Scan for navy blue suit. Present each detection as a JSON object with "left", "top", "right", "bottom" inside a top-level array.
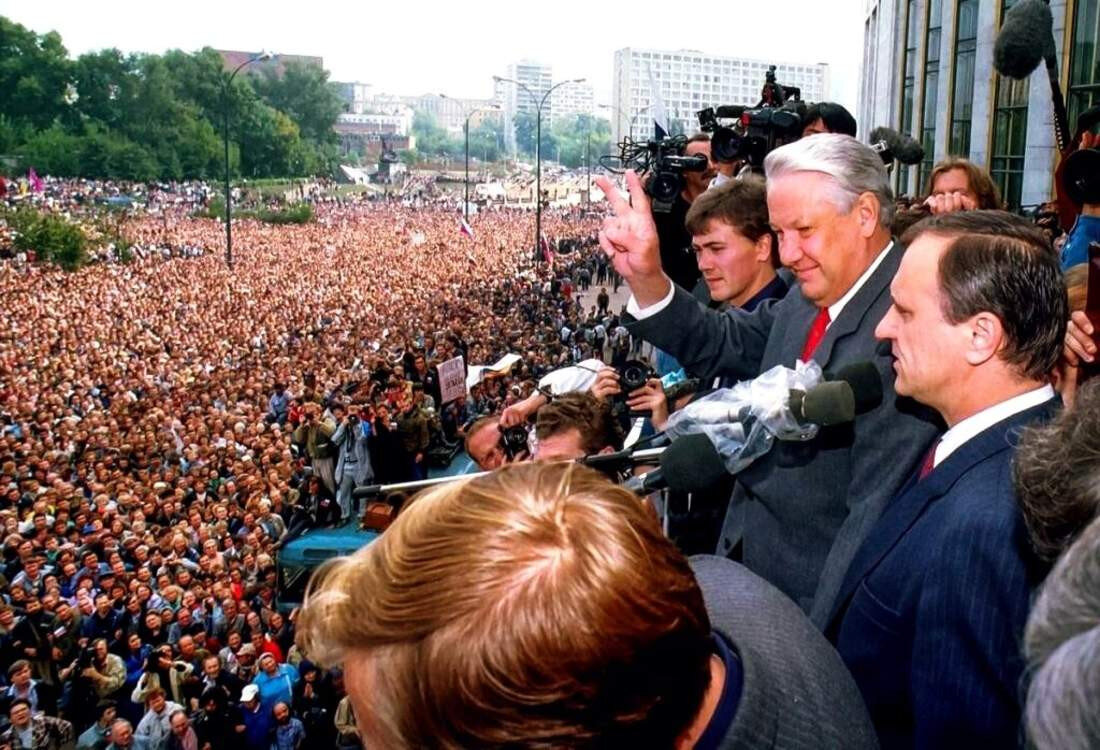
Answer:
[{"left": 824, "top": 399, "right": 1057, "bottom": 749}]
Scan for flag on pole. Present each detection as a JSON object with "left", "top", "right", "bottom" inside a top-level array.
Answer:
[
  {"left": 27, "top": 168, "right": 44, "bottom": 193},
  {"left": 645, "top": 63, "right": 671, "bottom": 139},
  {"left": 540, "top": 235, "right": 555, "bottom": 264},
  {"left": 459, "top": 219, "right": 474, "bottom": 239}
]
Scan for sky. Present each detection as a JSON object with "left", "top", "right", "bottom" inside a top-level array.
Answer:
[{"left": 1, "top": 0, "right": 867, "bottom": 112}]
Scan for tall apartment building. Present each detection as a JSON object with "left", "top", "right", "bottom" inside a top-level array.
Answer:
[
  {"left": 611, "top": 48, "right": 830, "bottom": 146},
  {"left": 495, "top": 60, "right": 553, "bottom": 153},
  {"left": 552, "top": 80, "right": 597, "bottom": 121},
  {"left": 860, "top": 0, "right": 1097, "bottom": 209}
]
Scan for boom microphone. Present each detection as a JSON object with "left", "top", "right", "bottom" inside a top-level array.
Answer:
[
  {"left": 870, "top": 126, "right": 925, "bottom": 166},
  {"left": 993, "top": 0, "right": 1055, "bottom": 80},
  {"left": 624, "top": 433, "right": 728, "bottom": 495}
]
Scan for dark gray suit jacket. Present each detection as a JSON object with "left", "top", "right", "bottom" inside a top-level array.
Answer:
[
  {"left": 630, "top": 244, "right": 941, "bottom": 625},
  {"left": 691, "top": 555, "right": 878, "bottom": 749}
]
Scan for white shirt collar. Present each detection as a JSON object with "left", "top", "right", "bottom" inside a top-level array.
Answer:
[
  {"left": 826, "top": 241, "right": 894, "bottom": 323},
  {"left": 933, "top": 385, "right": 1056, "bottom": 467}
]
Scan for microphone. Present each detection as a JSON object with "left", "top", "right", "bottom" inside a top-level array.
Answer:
[
  {"left": 993, "top": 0, "right": 1054, "bottom": 79},
  {"left": 869, "top": 126, "right": 925, "bottom": 166},
  {"left": 789, "top": 361, "right": 884, "bottom": 427},
  {"left": 624, "top": 434, "right": 728, "bottom": 495}
]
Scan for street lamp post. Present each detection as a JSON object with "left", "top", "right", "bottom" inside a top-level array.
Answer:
[
  {"left": 221, "top": 51, "right": 272, "bottom": 268},
  {"left": 442, "top": 96, "right": 501, "bottom": 223},
  {"left": 494, "top": 75, "right": 585, "bottom": 262}
]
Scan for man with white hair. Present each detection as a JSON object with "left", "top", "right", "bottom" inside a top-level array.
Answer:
[{"left": 596, "top": 134, "right": 940, "bottom": 625}]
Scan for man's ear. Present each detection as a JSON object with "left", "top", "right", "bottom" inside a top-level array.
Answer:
[
  {"left": 964, "top": 312, "right": 1005, "bottom": 367},
  {"left": 855, "top": 191, "right": 880, "bottom": 238},
  {"left": 755, "top": 233, "right": 773, "bottom": 263}
]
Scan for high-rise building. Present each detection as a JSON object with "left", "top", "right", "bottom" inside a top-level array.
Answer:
[
  {"left": 611, "top": 48, "right": 830, "bottom": 146},
  {"left": 495, "top": 60, "right": 553, "bottom": 153},
  {"left": 552, "top": 80, "right": 597, "bottom": 122},
  {"left": 859, "top": 0, "right": 1096, "bottom": 210}
]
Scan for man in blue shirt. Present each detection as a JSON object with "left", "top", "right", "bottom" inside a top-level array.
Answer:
[{"left": 1060, "top": 106, "right": 1100, "bottom": 269}]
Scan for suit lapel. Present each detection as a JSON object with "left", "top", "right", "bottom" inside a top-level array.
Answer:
[
  {"left": 825, "top": 399, "right": 1058, "bottom": 633},
  {"left": 781, "top": 292, "right": 819, "bottom": 362},
  {"left": 812, "top": 242, "right": 904, "bottom": 368}
]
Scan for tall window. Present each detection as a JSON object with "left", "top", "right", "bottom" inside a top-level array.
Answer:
[
  {"left": 949, "top": 0, "right": 979, "bottom": 156},
  {"left": 898, "top": 0, "right": 919, "bottom": 194},
  {"left": 917, "top": 0, "right": 944, "bottom": 192},
  {"left": 1069, "top": 0, "right": 1100, "bottom": 128},
  {"left": 990, "top": 0, "right": 1029, "bottom": 209}
]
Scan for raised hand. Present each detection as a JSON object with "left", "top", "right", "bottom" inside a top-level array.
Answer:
[
  {"left": 923, "top": 191, "right": 977, "bottom": 215},
  {"left": 595, "top": 171, "right": 671, "bottom": 306}
]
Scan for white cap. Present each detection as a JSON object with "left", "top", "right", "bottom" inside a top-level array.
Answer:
[{"left": 240, "top": 684, "right": 259, "bottom": 703}]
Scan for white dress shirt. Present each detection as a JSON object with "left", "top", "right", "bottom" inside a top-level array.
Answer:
[{"left": 931, "top": 384, "right": 1056, "bottom": 468}]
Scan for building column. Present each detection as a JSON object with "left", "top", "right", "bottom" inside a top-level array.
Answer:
[{"left": 934, "top": 0, "right": 958, "bottom": 159}]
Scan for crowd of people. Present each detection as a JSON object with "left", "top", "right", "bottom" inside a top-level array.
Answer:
[{"left": 0, "top": 187, "right": 628, "bottom": 748}]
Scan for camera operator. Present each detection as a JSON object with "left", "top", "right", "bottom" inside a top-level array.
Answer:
[
  {"left": 801, "top": 102, "right": 858, "bottom": 138},
  {"left": 61, "top": 638, "right": 126, "bottom": 731},
  {"left": 653, "top": 134, "right": 717, "bottom": 293},
  {"left": 331, "top": 403, "right": 375, "bottom": 522}
]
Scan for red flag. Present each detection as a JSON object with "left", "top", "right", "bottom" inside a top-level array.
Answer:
[
  {"left": 540, "top": 235, "right": 555, "bottom": 264},
  {"left": 459, "top": 219, "right": 474, "bottom": 239}
]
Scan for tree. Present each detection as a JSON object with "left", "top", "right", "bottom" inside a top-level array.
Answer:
[
  {"left": 0, "top": 17, "right": 73, "bottom": 130},
  {"left": 513, "top": 111, "right": 556, "bottom": 160},
  {"left": 467, "top": 117, "right": 505, "bottom": 163},
  {"left": 252, "top": 61, "right": 342, "bottom": 144},
  {"left": 548, "top": 115, "right": 612, "bottom": 168},
  {"left": 411, "top": 111, "right": 460, "bottom": 158}
]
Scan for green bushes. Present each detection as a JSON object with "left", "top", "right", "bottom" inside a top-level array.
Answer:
[
  {"left": 193, "top": 200, "right": 313, "bottom": 225},
  {"left": 4, "top": 208, "right": 89, "bottom": 270}
]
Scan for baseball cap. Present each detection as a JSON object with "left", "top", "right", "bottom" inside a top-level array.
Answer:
[{"left": 240, "top": 684, "right": 259, "bottom": 703}]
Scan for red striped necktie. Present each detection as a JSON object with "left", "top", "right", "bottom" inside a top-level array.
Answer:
[
  {"left": 800, "top": 308, "right": 831, "bottom": 361},
  {"left": 919, "top": 440, "right": 941, "bottom": 480}
]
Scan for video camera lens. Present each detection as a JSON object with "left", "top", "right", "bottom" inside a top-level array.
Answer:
[
  {"left": 711, "top": 128, "right": 744, "bottom": 163},
  {"left": 646, "top": 171, "right": 684, "bottom": 204}
]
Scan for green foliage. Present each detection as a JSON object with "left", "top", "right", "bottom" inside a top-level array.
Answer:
[
  {"left": 4, "top": 206, "right": 89, "bottom": 270},
  {"left": 549, "top": 115, "right": 612, "bottom": 169},
  {"left": 193, "top": 199, "right": 313, "bottom": 225},
  {"left": 0, "top": 16, "right": 343, "bottom": 180},
  {"left": 411, "top": 111, "right": 461, "bottom": 158}
]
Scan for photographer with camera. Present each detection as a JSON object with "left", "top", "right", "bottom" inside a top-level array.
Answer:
[
  {"left": 291, "top": 404, "right": 337, "bottom": 495},
  {"left": 532, "top": 392, "right": 625, "bottom": 463},
  {"left": 330, "top": 403, "right": 374, "bottom": 522}
]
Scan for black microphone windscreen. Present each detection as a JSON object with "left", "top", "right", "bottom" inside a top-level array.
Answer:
[
  {"left": 870, "top": 126, "right": 903, "bottom": 151},
  {"left": 660, "top": 434, "right": 728, "bottom": 492},
  {"left": 895, "top": 136, "right": 925, "bottom": 166},
  {"left": 799, "top": 381, "right": 857, "bottom": 426},
  {"left": 993, "top": 0, "right": 1054, "bottom": 79}
]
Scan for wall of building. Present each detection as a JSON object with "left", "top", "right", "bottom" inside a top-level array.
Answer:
[{"left": 858, "top": 0, "right": 1077, "bottom": 208}]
